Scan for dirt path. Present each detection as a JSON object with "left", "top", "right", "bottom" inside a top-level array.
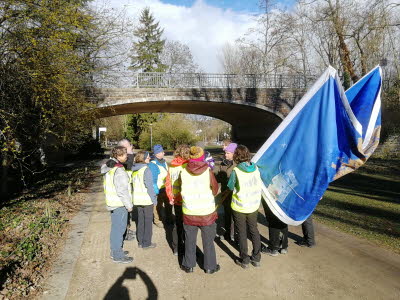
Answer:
[{"left": 40, "top": 174, "right": 400, "bottom": 300}]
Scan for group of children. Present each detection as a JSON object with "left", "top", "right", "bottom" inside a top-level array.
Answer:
[{"left": 102, "top": 139, "right": 315, "bottom": 272}]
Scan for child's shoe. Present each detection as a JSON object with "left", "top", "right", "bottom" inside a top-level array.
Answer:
[
  {"left": 113, "top": 256, "right": 133, "bottom": 264},
  {"left": 261, "top": 247, "right": 279, "bottom": 257},
  {"left": 142, "top": 243, "right": 157, "bottom": 249},
  {"left": 280, "top": 248, "right": 288, "bottom": 254},
  {"left": 110, "top": 250, "right": 129, "bottom": 259},
  {"left": 235, "top": 259, "right": 249, "bottom": 269},
  {"left": 124, "top": 229, "right": 136, "bottom": 241},
  {"left": 296, "top": 240, "right": 315, "bottom": 248},
  {"left": 250, "top": 259, "right": 261, "bottom": 267}
]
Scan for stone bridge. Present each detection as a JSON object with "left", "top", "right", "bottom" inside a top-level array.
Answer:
[{"left": 90, "top": 73, "right": 313, "bottom": 150}]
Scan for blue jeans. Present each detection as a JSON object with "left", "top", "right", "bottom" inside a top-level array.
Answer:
[{"left": 110, "top": 207, "right": 128, "bottom": 259}]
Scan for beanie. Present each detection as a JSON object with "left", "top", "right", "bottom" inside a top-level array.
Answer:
[
  {"left": 153, "top": 144, "right": 164, "bottom": 155},
  {"left": 224, "top": 143, "right": 238, "bottom": 153},
  {"left": 190, "top": 146, "right": 204, "bottom": 161}
]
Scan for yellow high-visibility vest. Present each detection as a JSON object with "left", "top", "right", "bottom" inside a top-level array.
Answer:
[
  {"left": 231, "top": 167, "right": 262, "bottom": 213},
  {"left": 132, "top": 166, "right": 153, "bottom": 206},
  {"left": 103, "top": 167, "right": 132, "bottom": 207},
  {"left": 151, "top": 161, "right": 168, "bottom": 189},
  {"left": 169, "top": 163, "right": 187, "bottom": 197},
  {"left": 180, "top": 168, "right": 215, "bottom": 216}
]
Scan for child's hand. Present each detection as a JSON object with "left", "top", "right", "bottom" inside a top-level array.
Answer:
[{"left": 127, "top": 207, "right": 133, "bottom": 212}]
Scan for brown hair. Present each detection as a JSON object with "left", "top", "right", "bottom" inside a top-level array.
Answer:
[
  {"left": 174, "top": 144, "right": 190, "bottom": 160},
  {"left": 111, "top": 146, "right": 127, "bottom": 159},
  {"left": 223, "top": 139, "right": 232, "bottom": 147},
  {"left": 233, "top": 145, "right": 251, "bottom": 164},
  {"left": 134, "top": 151, "right": 149, "bottom": 163}
]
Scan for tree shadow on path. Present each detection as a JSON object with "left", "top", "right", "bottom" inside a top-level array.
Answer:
[{"left": 104, "top": 267, "right": 158, "bottom": 300}]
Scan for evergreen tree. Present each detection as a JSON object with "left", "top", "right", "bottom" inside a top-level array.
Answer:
[
  {"left": 126, "top": 113, "right": 162, "bottom": 147},
  {"left": 130, "top": 7, "right": 167, "bottom": 72}
]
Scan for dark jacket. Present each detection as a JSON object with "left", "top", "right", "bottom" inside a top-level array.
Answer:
[
  {"left": 214, "top": 158, "right": 236, "bottom": 192},
  {"left": 182, "top": 160, "right": 219, "bottom": 226},
  {"left": 124, "top": 153, "right": 135, "bottom": 170}
]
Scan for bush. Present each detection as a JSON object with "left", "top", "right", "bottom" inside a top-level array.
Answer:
[{"left": 139, "top": 114, "right": 199, "bottom": 150}]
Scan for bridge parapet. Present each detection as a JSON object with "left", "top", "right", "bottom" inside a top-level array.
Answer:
[{"left": 91, "top": 72, "right": 316, "bottom": 89}]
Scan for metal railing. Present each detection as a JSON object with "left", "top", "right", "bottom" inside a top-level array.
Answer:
[{"left": 92, "top": 72, "right": 316, "bottom": 89}]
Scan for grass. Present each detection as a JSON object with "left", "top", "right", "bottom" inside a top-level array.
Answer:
[
  {"left": 314, "top": 157, "right": 400, "bottom": 253},
  {"left": 0, "top": 160, "right": 99, "bottom": 299}
]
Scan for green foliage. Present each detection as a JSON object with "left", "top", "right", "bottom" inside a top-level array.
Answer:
[
  {"left": 342, "top": 71, "right": 351, "bottom": 90},
  {"left": 138, "top": 114, "right": 199, "bottom": 150},
  {"left": 126, "top": 113, "right": 162, "bottom": 147},
  {"left": 129, "top": 7, "right": 167, "bottom": 72},
  {"left": 0, "top": 163, "right": 98, "bottom": 297},
  {"left": 0, "top": 0, "right": 109, "bottom": 191}
]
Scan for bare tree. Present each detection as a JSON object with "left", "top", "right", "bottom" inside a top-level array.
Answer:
[{"left": 161, "top": 40, "right": 199, "bottom": 73}]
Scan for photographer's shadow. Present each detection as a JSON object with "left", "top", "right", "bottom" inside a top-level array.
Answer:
[{"left": 104, "top": 267, "right": 158, "bottom": 300}]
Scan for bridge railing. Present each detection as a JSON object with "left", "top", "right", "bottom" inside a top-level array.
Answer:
[{"left": 92, "top": 72, "right": 316, "bottom": 89}]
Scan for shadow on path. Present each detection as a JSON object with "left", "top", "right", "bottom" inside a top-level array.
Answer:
[{"left": 104, "top": 267, "right": 158, "bottom": 300}]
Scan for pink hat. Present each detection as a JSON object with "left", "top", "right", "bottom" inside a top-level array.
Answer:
[{"left": 224, "top": 143, "right": 238, "bottom": 153}]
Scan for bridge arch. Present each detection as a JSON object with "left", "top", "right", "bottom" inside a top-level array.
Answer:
[{"left": 92, "top": 86, "right": 305, "bottom": 150}]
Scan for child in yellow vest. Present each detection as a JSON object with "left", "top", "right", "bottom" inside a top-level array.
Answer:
[
  {"left": 165, "top": 144, "right": 190, "bottom": 256},
  {"left": 131, "top": 151, "right": 158, "bottom": 249},
  {"left": 227, "top": 145, "right": 263, "bottom": 268},
  {"left": 180, "top": 146, "right": 220, "bottom": 274},
  {"left": 101, "top": 146, "right": 133, "bottom": 263}
]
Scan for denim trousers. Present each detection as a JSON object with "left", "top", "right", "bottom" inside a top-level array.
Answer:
[{"left": 110, "top": 206, "right": 128, "bottom": 259}]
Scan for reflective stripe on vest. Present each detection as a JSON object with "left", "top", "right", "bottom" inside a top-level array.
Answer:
[
  {"left": 231, "top": 167, "right": 262, "bottom": 213},
  {"left": 169, "top": 164, "right": 186, "bottom": 196},
  {"left": 132, "top": 166, "right": 153, "bottom": 206},
  {"left": 103, "top": 167, "right": 132, "bottom": 207},
  {"left": 180, "top": 168, "right": 215, "bottom": 216},
  {"left": 151, "top": 161, "right": 168, "bottom": 189}
]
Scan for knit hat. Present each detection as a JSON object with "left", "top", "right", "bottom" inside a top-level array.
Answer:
[
  {"left": 224, "top": 143, "right": 238, "bottom": 153},
  {"left": 190, "top": 146, "right": 204, "bottom": 161},
  {"left": 153, "top": 144, "right": 164, "bottom": 155}
]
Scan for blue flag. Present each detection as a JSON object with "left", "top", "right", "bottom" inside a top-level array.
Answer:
[{"left": 252, "top": 66, "right": 382, "bottom": 225}]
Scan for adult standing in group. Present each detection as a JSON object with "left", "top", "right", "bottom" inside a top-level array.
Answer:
[
  {"left": 148, "top": 144, "right": 172, "bottom": 228},
  {"left": 180, "top": 146, "right": 220, "bottom": 274},
  {"left": 106, "top": 138, "right": 136, "bottom": 241},
  {"left": 118, "top": 139, "right": 135, "bottom": 170},
  {"left": 214, "top": 143, "right": 238, "bottom": 242}
]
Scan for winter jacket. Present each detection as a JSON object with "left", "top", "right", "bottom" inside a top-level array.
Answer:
[
  {"left": 101, "top": 158, "right": 133, "bottom": 211},
  {"left": 181, "top": 160, "right": 219, "bottom": 226},
  {"left": 148, "top": 157, "right": 168, "bottom": 194},
  {"left": 214, "top": 158, "right": 236, "bottom": 192},
  {"left": 227, "top": 161, "right": 258, "bottom": 192},
  {"left": 165, "top": 157, "right": 188, "bottom": 205},
  {"left": 131, "top": 163, "right": 157, "bottom": 205}
]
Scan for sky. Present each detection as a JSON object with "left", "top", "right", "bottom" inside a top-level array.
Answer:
[{"left": 95, "top": 0, "right": 296, "bottom": 72}]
